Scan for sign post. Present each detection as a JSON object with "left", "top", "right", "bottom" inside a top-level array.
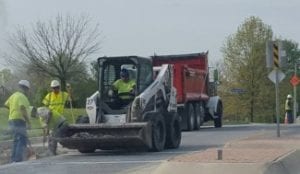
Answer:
[
  {"left": 290, "top": 73, "right": 300, "bottom": 122},
  {"left": 266, "top": 40, "right": 286, "bottom": 138},
  {"left": 274, "top": 42, "right": 280, "bottom": 137},
  {"left": 275, "top": 69, "right": 280, "bottom": 137}
]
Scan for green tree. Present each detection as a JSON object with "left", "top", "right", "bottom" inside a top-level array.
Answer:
[
  {"left": 221, "top": 16, "right": 273, "bottom": 122},
  {"left": 279, "top": 39, "right": 300, "bottom": 116},
  {"left": 6, "top": 14, "right": 101, "bottom": 90},
  {"left": 0, "top": 68, "right": 13, "bottom": 105}
]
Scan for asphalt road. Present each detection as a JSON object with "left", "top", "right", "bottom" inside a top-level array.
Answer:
[{"left": 0, "top": 124, "right": 283, "bottom": 174}]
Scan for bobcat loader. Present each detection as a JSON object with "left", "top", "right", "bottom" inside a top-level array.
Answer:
[{"left": 56, "top": 56, "right": 181, "bottom": 153}]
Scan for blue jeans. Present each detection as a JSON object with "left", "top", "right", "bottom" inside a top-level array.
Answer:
[
  {"left": 49, "top": 121, "right": 69, "bottom": 155},
  {"left": 286, "top": 110, "right": 294, "bottom": 124},
  {"left": 8, "top": 119, "right": 27, "bottom": 162}
]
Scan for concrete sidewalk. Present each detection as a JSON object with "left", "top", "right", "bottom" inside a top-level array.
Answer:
[{"left": 153, "top": 129, "right": 300, "bottom": 174}]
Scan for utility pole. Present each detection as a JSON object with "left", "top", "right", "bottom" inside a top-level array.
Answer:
[{"left": 294, "top": 63, "right": 297, "bottom": 122}]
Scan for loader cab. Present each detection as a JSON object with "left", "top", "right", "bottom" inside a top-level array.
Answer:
[{"left": 97, "top": 56, "right": 153, "bottom": 112}]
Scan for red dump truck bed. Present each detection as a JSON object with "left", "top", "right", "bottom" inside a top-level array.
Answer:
[{"left": 152, "top": 52, "right": 210, "bottom": 104}]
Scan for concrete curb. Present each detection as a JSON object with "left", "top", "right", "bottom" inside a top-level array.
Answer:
[{"left": 266, "top": 150, "right": 300, "bottom": 174}]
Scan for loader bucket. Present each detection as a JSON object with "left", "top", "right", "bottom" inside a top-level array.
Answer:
[{"left": 56, "top": 122, "right": 152, "bottom": 151}]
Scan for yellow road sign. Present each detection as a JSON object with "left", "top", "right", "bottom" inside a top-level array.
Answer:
[{"left": 273, "top": 43, "right": 279, "bottom": 68}]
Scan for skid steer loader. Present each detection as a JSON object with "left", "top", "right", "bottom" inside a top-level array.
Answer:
[{"left": 56, "top": 56, "right": 181, "bottom": 153}]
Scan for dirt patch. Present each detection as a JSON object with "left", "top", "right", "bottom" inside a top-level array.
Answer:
[
  {"left": 0, "top": 148, "right": 10, "bottom": 165},
  {"left": 0, "top": 145, "right": 68, "bottom": 165}
]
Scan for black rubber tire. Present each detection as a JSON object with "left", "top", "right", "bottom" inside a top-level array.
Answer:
[
  {"left": 150, "top": 114, "right": 166, "bottom": 152},
  {"left": 78, "top": 148, "right": 96, "bottom": 153},
  {"left": 186, "top": 103, "right": 195, "bottom": 131},
  {"left": 194, "top": 103, "right": 201, "bottom": 130},
  {"left": 199, "top": 102, "right": 205, "bottom": 126},
  {"left": 214, "top": 102, "right": 223, "bottom": 128},
  {"left": 76, "top": 115, "right": 89, "bottom": 124},
  {"left": 165, "top": 113, "right": 181, "bottom": 149}
]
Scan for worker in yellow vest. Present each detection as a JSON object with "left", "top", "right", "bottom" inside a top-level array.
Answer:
[
  {"left": 110, "top": 68, "right": 136, "bottom": 107},
  {"left": 4, "top": 80, "right": 31, "bottom": 162},
  {"left": 37, "top": 107, "right": 69, "bottom": 156},
  {"left": 285, "top": 94, "right": 293, "bottom": 124},
  {"left": 42, "top": 80, "right": 69, "bottom": 115}
]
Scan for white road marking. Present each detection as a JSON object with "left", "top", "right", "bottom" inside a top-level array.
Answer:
[{"left": 27, "top": 160, "right": 165, "bottom": 165}]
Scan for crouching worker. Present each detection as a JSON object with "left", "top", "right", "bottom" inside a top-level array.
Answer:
[{"left": 37, "top": 107, "right": 69, "bottom": 156}]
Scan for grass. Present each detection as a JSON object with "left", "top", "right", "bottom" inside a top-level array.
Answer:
[{"left": 0, "top": 107, "right": 86, "bottom": 141}]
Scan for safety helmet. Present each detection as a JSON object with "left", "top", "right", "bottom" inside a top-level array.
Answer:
[
  {"left": 37, "top": 107, "right": 50, "bottom": 119},
  {"left": 50, "top": 80, "right": 60, "bottom": 88},
  {"left": 18, "top": 80, "right": 30, "bottom": 89},
  {"left": 287, "top": 94, "right": 292, "bottom": 99},
  {"left": 120, "top": 69, "right": 129, "bottom": 78}
]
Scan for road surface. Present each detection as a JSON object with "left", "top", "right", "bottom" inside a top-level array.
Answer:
[{"left": 0, "top": 124, "right": 288, "bottom": 174}]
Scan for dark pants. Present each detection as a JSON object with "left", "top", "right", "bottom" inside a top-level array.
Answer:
[
  {"left": 286, "top": 110, "right": 294, "bottom": 124},
  {"left": 8, "top": 119, "right": 27, "bottom": 162},
  {"left": 48, "top": 121, "right": 68, "bottom": 155}
]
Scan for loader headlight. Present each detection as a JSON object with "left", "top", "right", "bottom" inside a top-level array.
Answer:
[
  {"left": 140, "top": 98, "right": 146, "bottom": 110},
  {"left": 131, "top": 97, "right": 146, "bottom": 121},
  {"left": 131, "top": 97, "right": 141, "bottom": 121}
]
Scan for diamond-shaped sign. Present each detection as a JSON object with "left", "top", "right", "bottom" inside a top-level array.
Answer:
[
  {"left": 290, "top": 75, "right": 300, "bottom": 86},
  {"left": 268, "top": 69, "right": 285, "bottom": 84}
]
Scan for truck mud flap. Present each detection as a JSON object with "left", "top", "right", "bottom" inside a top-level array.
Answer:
[{"left": 55, "top": 122, "right": 152, "bottom": 150}]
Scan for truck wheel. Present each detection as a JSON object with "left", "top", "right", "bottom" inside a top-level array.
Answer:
[
  {"left": 78, "top": 148, "right": 96, "bottom": 153},
  {"left": 214, "top": 102, "right": 223, "bottom": 128},
  {"left": 186, "top": 103, "right": 195, "bottom": 131},
  {"left": 194, "top": 103, "right": 201, "bottom": 130},
  {"left": 199, "top": 102, "right": 205, "bottom": 126},
  {"left": 165, "top": 113, "right": 181, "bottom": 149},
  {"left": 150, "top": 114, "right": 166, "bottom": 152}
]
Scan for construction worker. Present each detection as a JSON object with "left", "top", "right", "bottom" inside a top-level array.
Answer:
[
  {"left": 110, "top": 68, "right": 136, "bottom": 106},
  {"left": 37, "top": 107, "right": 69, "bottom": 156},
  {"left": 285, "top": 94, "right": 293, "bottom": 124},
  {"left": 42, "top": 80, "right": 69, "bottom": 115},
  {"left": 4, "top": 80, "right": 31, "bottom": 162}
]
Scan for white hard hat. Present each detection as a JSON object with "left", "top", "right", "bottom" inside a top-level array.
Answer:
[
  {"left": 18, "top": 80, "right": 30, "bottom": 89},
  {"left": 37, "top": 107, "right": 50, "bottom": 119},
  {"left": 287, "top": 94, "right": 292, "bottom": 99},
  {"left": 50, "top": 80, "right": 60, "bottom": 88}
]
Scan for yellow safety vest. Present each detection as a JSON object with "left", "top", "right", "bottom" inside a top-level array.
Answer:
[
  {"left": 285, "top": 99, "right": 292, "bottom": 111},
  {"left": 113, "top": 79, "right": 135, "bottom": 99},
  {"left": 5, "top": 91, "right": 30, "bottom": 120},
  {"left": 42, "top": 91, "right": 69, "bottom": 115}
]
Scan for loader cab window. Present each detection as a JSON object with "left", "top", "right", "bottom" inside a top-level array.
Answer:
[
  {"left": 101, "top": 60, "right": 137, "bottom": 109},
  {"left": 102, "top": 64, "right": 116, "bottom": 97},
  {"left": 139, "top": 62, "right": 153, "bottom": 93}
]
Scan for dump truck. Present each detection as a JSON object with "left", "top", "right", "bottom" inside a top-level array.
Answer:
[
  {"left": 152, "top": 52, "right": 223, "bottom": 131},
  {"left": 57, "top": 56, "right": 181, "bottom": 153}
]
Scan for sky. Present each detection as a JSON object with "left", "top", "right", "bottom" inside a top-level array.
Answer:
[{"left": 0, "top": 0, "right": 300, "bottom": 69}]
